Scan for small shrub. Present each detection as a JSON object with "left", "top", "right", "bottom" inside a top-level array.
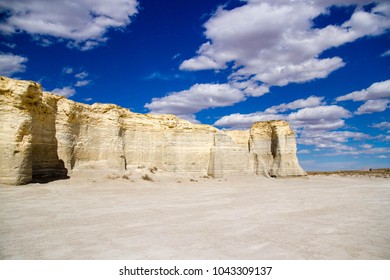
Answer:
[
  {"left": 142, "top": 174, "right": 154, "bottom": 182},
  {"left": 149, "top": 167, "right": 158, "bottom": 173}
]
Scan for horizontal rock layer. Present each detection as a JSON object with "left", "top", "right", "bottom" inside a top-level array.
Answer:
[{"left": 0, "top": 76, "right": 306, "bottom": 185}]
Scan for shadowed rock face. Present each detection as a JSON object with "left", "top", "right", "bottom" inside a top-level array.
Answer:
[
  {"left": 0, "top": 76, "right": 306, "bottom": 185},
  {"left": 0, "top": 77, "right": 68, "bottom": 185}
]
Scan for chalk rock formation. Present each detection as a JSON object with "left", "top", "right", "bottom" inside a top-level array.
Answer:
[{"left": 0, "top": 76, "right": 306, "bottom": 185}]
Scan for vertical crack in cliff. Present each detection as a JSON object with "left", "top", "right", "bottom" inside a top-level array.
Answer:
[
  {"left": 31, "top": 95, "right": 68, "bottom": 183},
  {"left": 269, "top": 125, "right": 279, "bottom": 178},
  {"left": 118, "top": 122, "right": 127, "bottom": 171}
]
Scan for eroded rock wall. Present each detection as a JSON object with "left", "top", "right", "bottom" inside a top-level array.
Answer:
[
  {"left": 0, "top": 77, "right": 306, "bottom": 185},
  {"left": 249, "top": 121, "right": 306, "bottom": 177},
  {"left": 0, "top": 77, "right": 67, "bottom": 184}
]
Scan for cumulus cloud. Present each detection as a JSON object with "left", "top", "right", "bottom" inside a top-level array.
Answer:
[
  {"left": 373, "top": 122, "right": 390, "bottom": 130},
  {"left": 214, "top": 94, "right": 351, "bottom": 131},
  {"left": 180, "top": 0, "right": 390, "bottom": 93},
  {"left": 75, "top": 71, "right": 89, "bottom": 79},
  {"left": 288, "top": 105, "right": 350, "bottom": 131},
  {"left": 214, "top": 95, "right": 326, "bottom": 129},
  {"left": 298, "top": 130, "right": 369, "bottom": 151},
  {"left": 63, "top": 67, "right": 74, "bottom": 74},
  {"left": 147, "top": 1, "right": 390, "bottom": 120},
  {"left": 355, "top": 99, "right": 389, "bottom": 115},
  {"left": 265, "top": 96, "right": 325, "bottom": 114},
  {"left": 214, "top": 95, "right": 372, "bottom": 153},
  {"left": 215, "top": 104, "right": 361, "bottom": 153},
  {"left": 336, "top": 80, "right": 390, "bottom": 115},
  {"left": 0, "top": 53, "right": 28, "bottom": 76},
  {"left": 214, "top": 112, "right": 286, "bottom": 129},
  {"left": 144, "top": 72, "right": 186, "bottom": 81},
  {"left": 323, "top": 147, "right": 390, "bottom": 156},
  {"left": 51, "top": 86, "right": 76, "bottom": 98},
  {"left": 145, "top": 83, "right": 245, "bottom": 121},
  {"left": 381, "top": 49, "right": 390, "bottom": 57},
  {"left": 0, "top": 0, "right": 139, "bottom": 50},
  {"left": 336, "top": 80, "right": 390, "bottom": 102},
  {"left": 75, "top": 80, "right": 91, "bottom": 87},
  {"left": 288, "top": 105, "right": 351, "bottom": 130}
]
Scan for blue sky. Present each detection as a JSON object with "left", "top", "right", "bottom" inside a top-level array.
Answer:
[{"left": 0, "top": 0, "right": 389, "bottom": 171}]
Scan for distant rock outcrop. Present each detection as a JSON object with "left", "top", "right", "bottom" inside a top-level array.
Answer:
[{"left": 0, "top": 76, "right": 306, "bottom": 185}]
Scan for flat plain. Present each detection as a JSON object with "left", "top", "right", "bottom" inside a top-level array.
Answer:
[{"left": 0, "top": 173, "right": 389, "bottom": 259}]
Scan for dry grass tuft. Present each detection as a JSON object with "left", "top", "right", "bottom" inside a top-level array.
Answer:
[
  {"left": 149, "top": 167, "right": 158, "bottom": 173},
  {"left": 141, "top": 174, "right": 154, "bottom": 182}
]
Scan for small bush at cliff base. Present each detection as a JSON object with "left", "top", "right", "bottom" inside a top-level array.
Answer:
[
  {"left": 141, "top": 174, "right": 154, "bottom": 182},
  {"left": 149, "top": 167, "right": 158, "bottom": 173}
]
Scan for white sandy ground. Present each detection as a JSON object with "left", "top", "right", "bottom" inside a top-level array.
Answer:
[{"left": 0, "top": 172, "right": 389, "bottom": 260}]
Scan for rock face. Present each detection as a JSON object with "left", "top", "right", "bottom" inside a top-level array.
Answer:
[{"left": 0, "top": 76, "right": 306, "bottom": 185}]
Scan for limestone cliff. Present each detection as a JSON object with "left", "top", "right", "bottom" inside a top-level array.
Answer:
[{"left": 0, "top": 76, "right": 306, "bottom": 185}]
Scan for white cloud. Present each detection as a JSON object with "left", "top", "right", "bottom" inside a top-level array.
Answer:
[
  {"left": 214, "top": 97, "right": 351, "bottom": 132},
  {"left": 144, "top": 72, "right": 186, "bottom": 81},
  {"left": 381, "top": 49, "right": 390, "bottom": 57},
  {"left": 1, "top": 42, "right": 16, "bottom": 49},
  {"left": 355, "top": 99, "right": 390, "bottom": 115},
  {"left": 0, "top": 0, "right": 139, "bottom": 50},
  {"left": 360, "top": 144, "right": 373, "bottom": 149},
  {"left": 373, "top": 122, "right": 390, "bottom": 130},
  {"left": 324, "top": 147, "right": 390, "bottom": 156},
  {"left": 336, "top": 80, "right": 390, "bottom": 102},
  {"left": 180, "top": 0, "right": 390, "bottom": 92},
  {"left": 51, "top": 86, "right": 76, "bottom": 98},
  {"left": 288, "top": 105, "right": 351, "bottom": 130},
  {"left": 145, "top": 83, "right": 245, "bottom": 117},
  {"left": 63, "top": 67, "right": 73, "bottom": 74},
  {"left": 75, "top": 80, "right": 91, "bottom": 87},
  {"left": 265, "top": 96, "right": 325, "bottom": 114},
  {"left": 214, "top": 95, "right": 326, "bottom": 129},
  {"left": 0, "top": 53, "right": 28, "bottom": 76},
  {"left": 74, "top": 71, "right": 89, "bottom": 79},
  {"left": 298, "top": 130, "right": 370, "bottom": 151},
  {"left": 214, "top": 112, "right": 286, "bottom": 129},
  {"left": 214, "top": 95, "right": 370, "bottom": 153}
]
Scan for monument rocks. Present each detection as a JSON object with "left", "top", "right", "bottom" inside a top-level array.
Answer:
[{"left": 0, "top": 76, "right": 306, "bottom": 185}]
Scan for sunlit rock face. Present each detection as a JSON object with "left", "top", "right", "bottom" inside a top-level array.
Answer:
[{"left": 0, "top": 76, "right": 306, "bottom": 185}]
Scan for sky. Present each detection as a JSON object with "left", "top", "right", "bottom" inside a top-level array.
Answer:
[{"left": 0, "top": 0, "right": 389, "bottom": 171}]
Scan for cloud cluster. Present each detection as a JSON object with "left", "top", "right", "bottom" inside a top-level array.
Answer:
[
  {"left": 214, "top": 79, "right": 390, "bottom": 155},
  {"left": 49, "top": 68, "right": 91, "bottom": 98},
  {"left": 214, "top": 94, "right": 350, "bottom": 131},
  {"left": 373, "top": 122, "right": 390, "bottom": 130},
  {"left": 264, "top": 96, "right": 325, "bottom": 114},
  {"left": 145, "top": 83, "right": 244, "bottom": 122},
  {"left": 336, "top": 80, "right": 390, "bottom": 115},
  {"left": 214, "top": 96, "right": 320, "bottom": 127},
  {"left": 0, "top": 0, "right": 139, "bottom": 50},
  {"left": 0, "top": 53, "right": 27, "bottom": 76},
  {"left": 214, "top": 99, "right": 369, "bottom": 153},
  {"left": 180, "top": 0, "right": 390, "bottom": 95},
  {"left": 148, "top": 1, "right": 390, "bottom": 121}
]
